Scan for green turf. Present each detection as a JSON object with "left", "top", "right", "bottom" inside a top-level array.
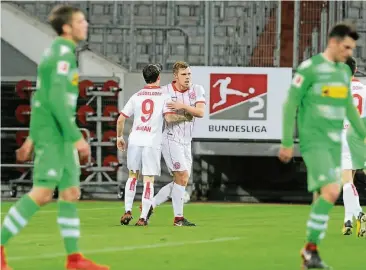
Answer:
[{"left": 1, "top": 201, "right": 365, "bottom": 270}]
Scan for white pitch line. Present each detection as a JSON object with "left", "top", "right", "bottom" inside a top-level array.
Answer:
[{"left": 9, "top": 237, "right": 241, "bottom": 261}]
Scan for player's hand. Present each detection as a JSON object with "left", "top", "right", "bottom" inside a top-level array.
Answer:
[
  {"left": 16, "top": 138, "right": 34, "bottom": 162},
  {"left": 74, "top": 138, "right": 90, "bottom": 163},
  {"left": 167, "top": 101, "right": 186, "bottom": 111},
  {"left": 116, "top": 136, "right": 126, "bottom": 151},
  {"left": 278, "top": 146, "right": 294, "bottom": 163}
]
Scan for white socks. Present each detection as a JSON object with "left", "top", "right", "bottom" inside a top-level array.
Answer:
[
  {"left": 141, "top": 182, "right": 154, "bottom": 219},
  {"left": 124, "top": 177, "right": 137, "bottom": 213},
  {"left": 152, "top": 182, "right": 174, "bottom": 208},
  {"left": 171, "top": 183, "right": 185, "bottom": 218},
  {"left": 343, "top": 183, "right": 363, "bottom": 223}
]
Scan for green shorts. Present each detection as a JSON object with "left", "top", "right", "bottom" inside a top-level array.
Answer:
[
  {"left": 302, "top": 147, "right": 342, "bottom": 193},
  {"left": 347, "top": 121, "right": 366, "bottom": 170},
  {"left": 33, "top": 142, "right": 80, "bottom": 191}
]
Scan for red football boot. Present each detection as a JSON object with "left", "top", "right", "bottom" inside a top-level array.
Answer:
[{"left": 66, "top": 253, "right": 109, "bottom": 270}]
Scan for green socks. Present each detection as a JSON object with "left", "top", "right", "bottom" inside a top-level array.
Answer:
[
  {"left": 57, "top": 201, "right": 80, "bottom": 254},
  {"left": 1, "top": 195, "right": 40, "bottom": 245},
  {"left": 306, "top": 196, "right": 334, "bottom": 245}
]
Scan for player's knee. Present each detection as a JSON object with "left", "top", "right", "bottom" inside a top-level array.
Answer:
[
  {"left": 143, "top": 176, "right": 154, "bottom": 184},
  {"left": 28, "top": 187, "right": 53, "bottom": 206},
  {"left": 321, "top": 183, "right": 341, "bottom": 203},
  {"left": 129, "top": 171, "right": 139, "bottom": 179},
  {"left": 59, "top": 187, "right": 81, "bottom": 202},
  {"left": 173, "top": 171, "right": 189, "bottom": 186}
]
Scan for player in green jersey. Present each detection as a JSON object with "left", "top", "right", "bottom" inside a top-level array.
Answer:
[
  {"left": 1, "top": 5, "right": 109, "bottom": 270},
  {"left": 279, "top": 22, "right": 366, "bottom": 269}
]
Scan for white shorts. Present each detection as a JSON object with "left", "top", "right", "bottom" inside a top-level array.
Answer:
[
  {"left": 127, "top": 145, "right": 161, "bottom": 176},
  {"left": 162, "top": 139, "right": 192, "bottom": 176}
]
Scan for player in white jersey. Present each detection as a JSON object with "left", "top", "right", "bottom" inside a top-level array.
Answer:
[
  {"left": 341, "top": 57, "right": 366, "bottom": 236},
  {"left": 143, "top": 61, "right": 206, "bottom": 226},
  {"left": 117, "top": 64, "right": 172, "bottom": 226}
]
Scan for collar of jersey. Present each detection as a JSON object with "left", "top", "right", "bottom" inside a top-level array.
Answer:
[
  {"left": 172, "top": 81, "right": 189, "bottom": 93},
  {"left": 143, "top": 85, "right": 160, "bottom": 89},
  {"left": 56, "top": 37, "right": 77, "bottom": 50}
]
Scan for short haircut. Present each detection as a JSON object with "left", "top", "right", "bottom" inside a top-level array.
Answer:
[
  {"left": 48, "top": 5, "right": 82, "bottom": 36},
  {"left": 345, "top": 56, "right": 357, "bottom": 75},
  {"left": 142, "top": 64, "right": 162, "bottom": 84},
  {"left": 173, "top": 61, "right": 189, "bottom": 74},
  {"left": 328, "top": 21, "right": 359, "bottom": 41}
]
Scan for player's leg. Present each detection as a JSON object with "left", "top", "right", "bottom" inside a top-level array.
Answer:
[
  {"left": 168, "top": 141, "right": 195, "bottom": 226},
  {"left": 150, "top": 140, "right": 177, "bottom": 209},
  {"left": 121, "top": 145, "right": 142, "bottom": 225},
  {"left": 1, "top": 144, "right": 59, "bottom": 269},
  {"left": 136, "top": 147, "right": 160, "bottom": 226},
  {"left": 341, "top": 151, "right": 357, "bottom": 235},
  {"left": 58, "top": 144, "right": 109, "bottom": 270},
  {"left": 301, "top": 148, "right": 341, "bottom": 269},
  {"left": 347, "top": 130, "right": 366, "bottom": 237}
]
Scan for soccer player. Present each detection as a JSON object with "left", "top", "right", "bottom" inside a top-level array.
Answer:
[
  {"left": 341, "top": 57, "right": 366, "bottom": 237},
  {"left": 278, "top": 22, "right": 366, "bottom": 269},
  {"left": 146, "top": 61, "right": 206, "bottom": 226},
  {"left": 0, "top": 5, "right": 109, "bottom": 270},
  {"left": 117, "top": 64, "right": 184, "bottom": 226}
]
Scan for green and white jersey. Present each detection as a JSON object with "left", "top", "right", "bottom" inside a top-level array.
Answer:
[
  {"left": 29, "top": 37, "right": 82, "bottom": 144},
  {"left": 281, "top": 53, "right": 366, "bottom": 152}
]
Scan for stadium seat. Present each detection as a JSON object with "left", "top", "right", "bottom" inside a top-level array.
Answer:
[{"left": 15, "top": 105, "right": 31, "bottom": 124}]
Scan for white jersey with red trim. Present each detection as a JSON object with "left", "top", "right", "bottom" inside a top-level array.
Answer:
[
  {"left": 342, "top": 79, "right": 366, "bottom": 152},
  {"left": 121, "top": 86, "right": 171, "bottom": 148},
  {"left": 163, "top": 82, "right": 206, "bottom": 144}
]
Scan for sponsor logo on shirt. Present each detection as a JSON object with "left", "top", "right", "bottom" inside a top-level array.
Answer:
[{"left": 321, "top": 85, "right": 348, "bottom": 99}]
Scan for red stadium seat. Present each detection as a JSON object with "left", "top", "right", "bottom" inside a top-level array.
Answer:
[
  {"left": 15, "top": 105, "right": 31, "bottom": 124},
  {"left": 103, "top": 155, "right": 119, "bottom": 171},
  {"left": 15, "top": 80, "right": 34, "bottom": 99},
  {"left": 77, "top": 105, "right": 95, "bottom": 125},
  {"left": 102, "top": 80, "right": 120, "bottom": 97},
  {"left": 15, "top": 130, "right": 29, "bottom": 147},
  {"left": 78, "top": 80, "right": 94, "bottom": 98},
  {"left": 103, "top": 105, "right": 119, "bottom": 127}
]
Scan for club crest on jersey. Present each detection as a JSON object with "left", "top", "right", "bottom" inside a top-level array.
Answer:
[
  {"left": 321, "top": 85, "right": 348, "bottom": 99},
  {"left": 188, "top": 91, "right": 196, "bottom": 100},
  {"left": 209, "top": 73, "right": 268, "bottom": 121}
]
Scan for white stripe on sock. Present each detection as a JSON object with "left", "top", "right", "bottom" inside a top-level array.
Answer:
[
  {"left": 9, "top": 207, "right": 27, "bottom": 227},
  {"left": 57, "top": 218, "right": 80, "bottom": 226},
  {"left": 307, "top": 221, "right": 328, "bottom": 230},
  {"left": 61, "top": 229, "right": 80, "bottom": 238},
  {"left": 4, "top": 216, "right": 19, "bottom": 235},
  {"left": 319, "top": 232, "right": 326, "bottom": 239},
  {"left": 310, "top": 213, "right": 329, "bottom": 222}
]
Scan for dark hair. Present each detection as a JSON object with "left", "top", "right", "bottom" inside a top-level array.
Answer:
[
  {"left": 143, "top": 64, "right": 162, "bottom": 84},
  {"left": 48, "top": 5, "right": 82, "bottom": 36},
  {"left": 345, "top": 56, "right": 357, "bottom": 75},
  {"left": 328, "top": 22, "right": 359, "bottom": 41}
]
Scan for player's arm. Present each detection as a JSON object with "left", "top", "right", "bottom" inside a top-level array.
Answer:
[
  {"left": 281, "top": 68, "right": 310, "bottom": 148},
  {"left": 164, "top": 113, "right": 192, "bottom": 123},
  {"left": 346, "top": 90, "right": 366, "bottom": 140},
  {"left": 116, "top": 98, "right": 134, "bottom": 151},
  {"left": 172, "top": 85, "right": 206, "bottom": 118},
  {"left": 49, "top": 56, "right": 83, "bottom": 143}
]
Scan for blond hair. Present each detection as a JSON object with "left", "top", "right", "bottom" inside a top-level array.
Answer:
[{"left": 173, "top": 61, "right": 189, "bottom": 74}]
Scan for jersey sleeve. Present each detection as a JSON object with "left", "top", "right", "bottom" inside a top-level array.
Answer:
[
  {"left": 120, "top": 96, "right": 134, "bottom": 118},
  {"left": 195, "top": 85, "right": 206, "bottom": 105},
  {"left": 281, "top": 62, "right": 312, "bottom": 148},
  {"left": 49, "top": 54, "right": 82, "bottom": 143},
  {"left": 163, "top": 95, "right": 175, "bottom": 115}
]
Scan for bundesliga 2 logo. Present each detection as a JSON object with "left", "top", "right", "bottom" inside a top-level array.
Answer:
[{"left": 209, "top": 74, "right": 268, "bottom": 120}]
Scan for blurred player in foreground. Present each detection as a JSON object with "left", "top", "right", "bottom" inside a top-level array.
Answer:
[
  {"left": 279, "top": 22, "right": 366, "bottom": 269},
  {"left": 145, "top": 61, "right": 206, "bottom": 226},
  {"left": 0, "top": 5, "right": 109, "bottom": 270},
  {"left": 341, "top": 57, "right": 366, "bottom": 237},
  {"left": 117, "top": 64, "right": 177, "bottom": 226}
]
